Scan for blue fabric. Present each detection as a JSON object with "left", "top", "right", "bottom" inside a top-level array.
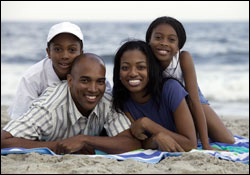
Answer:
[
  {"left": 1, "top": 147, "right": 56, "bottom": 156},
  {"left": 198, "top": 86, "right": 209, "bottom": 105},
  {"left": 124, "top": 79, "right": 188, "bottom": 134},
  {"left": 1, "top": 136, "right": 248, "bottom": 164}
]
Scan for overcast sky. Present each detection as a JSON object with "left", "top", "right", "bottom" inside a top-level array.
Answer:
[{"left": 1, "top": 1, "right": 249, "bottom": 22}]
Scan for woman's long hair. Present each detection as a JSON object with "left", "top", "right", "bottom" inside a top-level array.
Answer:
[{"left": 112, "top": 40, "right": 164, "bottom": 113}]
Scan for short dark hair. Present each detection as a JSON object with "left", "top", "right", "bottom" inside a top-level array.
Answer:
[
  {"left": 112, "top": 40, "right": 163, "bottom": 113},
  {"left": 69, "top": 53, "right": 104, "bottom": 75},
  {"left": 146, "top": 16, "right": 186, "bottom": 50}
]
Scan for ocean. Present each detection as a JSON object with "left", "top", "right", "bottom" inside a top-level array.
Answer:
[{"left": 1, "top": 21, "right": 249, "bottom": 118}]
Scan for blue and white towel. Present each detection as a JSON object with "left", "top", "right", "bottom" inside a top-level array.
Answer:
[
  {"left": 1, "top": 135, "right": 249, "bottom": 164},
  {"left": 191, "top": 135, "right": 249, "bottom": 164}
]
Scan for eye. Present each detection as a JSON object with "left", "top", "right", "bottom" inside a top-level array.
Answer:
[
  {"left": 54, "top": 47, "right": 62, "bottom": 52},
  {"left": 137, "top": 65, "right": 146, "bottom": 70},
  {"left": 97, "top": 79, "right": 105, "bottom": 85},
  {"left": 69, "top": 48, "right": 77, "bottom": 53},
  {"left": 80, "top": 78, "right": 88, "bottom": 83},
  {"left": 121, "top": 66, "right": 128, "bottom": 71},
  {"left": 169, "top": 38, "right": 176, "bottom": 42},
  {"left": 154, "top": 35, "right": 162, "bottom": 40}
]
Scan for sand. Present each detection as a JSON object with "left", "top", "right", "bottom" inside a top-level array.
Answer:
[{"left": 1, "top": 105, "right": 249, "bottom": 174}]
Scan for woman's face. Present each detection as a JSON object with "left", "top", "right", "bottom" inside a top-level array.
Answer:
[
  {"left": 149, "top": 23, "right": 179, "bottom": 68},
  {"left": 119, "top": 49, "right": 149, "bottom": 97}
]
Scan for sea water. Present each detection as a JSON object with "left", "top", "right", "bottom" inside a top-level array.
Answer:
[{"left": 1, "top": 21, "right": 249, "bottom": 118}]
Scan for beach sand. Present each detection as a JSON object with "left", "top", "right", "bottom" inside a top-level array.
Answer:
[{"left": 1, "top": 105, "right": 249, "bottom": 174}]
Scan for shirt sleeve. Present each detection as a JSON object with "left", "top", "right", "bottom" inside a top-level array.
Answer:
[
  {"left": 3, "top": 106, "right": 53, "bottom": 141},
  {"left": 8, "top": 75, "right": 40, "bottom": 120},
  {"left": 104, "top": 109, "right": 131, "bottom": 137},
  {"left": 163, "top": 79, "right": 188, "bottom": 112}
]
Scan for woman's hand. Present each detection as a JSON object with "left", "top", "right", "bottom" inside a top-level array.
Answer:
[
  {"left": 154, "top": 132, "right": 185, "bottom": 152},
  {"left": 130, "top": 117, "right": 148, "bottom": 140}
]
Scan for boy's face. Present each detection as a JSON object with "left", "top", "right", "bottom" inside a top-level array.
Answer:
[
  {"left": 67, "top": 56, "right": 106, "bottom": 116},
  {"left": 46, "top": 33, "right": 83, "bottom": 80}
]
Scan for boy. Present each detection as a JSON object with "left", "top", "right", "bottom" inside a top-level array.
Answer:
[{"left": 8, "top": 22, "right": 111, "bottom": 119}]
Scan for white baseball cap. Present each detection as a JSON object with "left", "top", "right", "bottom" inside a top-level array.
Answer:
[{"left": 47, "top": 22, "right": 84, "bottom": 43}]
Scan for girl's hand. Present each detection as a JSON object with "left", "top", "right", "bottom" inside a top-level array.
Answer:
[
  {"left": 202, "top": 144, "right": 226, "bottom": 151},
  {"left": 130, "top": 117, "right": 148, "bottom": 140}
]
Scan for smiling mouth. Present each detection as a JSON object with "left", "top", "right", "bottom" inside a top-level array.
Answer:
[
  {"left": 157, "top": 49, "right": 169, "bottom": 56},
  {"left": 86, "top": 95, "right": 97, "bottom": 102},
  {"left": 59, "top": 62, "right": 71, "bottom": 69},
  {"left": 128, "top": 80, "right": 141, "bottom": 86}
]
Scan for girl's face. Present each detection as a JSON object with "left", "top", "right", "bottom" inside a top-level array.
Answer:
[
  {"left": 149, "top": 23, "right": 179, "bottom": 68},
  {"left": 120, "top": 50, "right": 149, "bottom": 97},
  {"left": 47, "top": 33, "right": 82, "bottom": 80}
]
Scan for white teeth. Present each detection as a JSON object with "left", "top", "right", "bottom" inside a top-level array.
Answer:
[
  {"left": 129, "top": 80, "right": 140, "bottom": 86},
  {"left": 158, "top": 50, "right": 168, "bottom": 55},
  {"left": 87, "top": 96, "right": 96, "bottom": 100}
]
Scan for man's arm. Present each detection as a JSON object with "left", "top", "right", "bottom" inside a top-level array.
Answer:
[
  {"left": 1, "top": 130, "right": 58, "bottom": 151},
  {"left": 55, "top": 129, "right": 141, "bottom": 154}
]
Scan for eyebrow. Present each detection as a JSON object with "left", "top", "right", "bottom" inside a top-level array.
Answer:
[
  {"left": 80, "top": 76, "right": 106, "bottom": 80},
  {"left": 154, "top": 32, "right": 177, "bottom": 37},
  {"left": 121, "top": 61, "right": 147, "bottom": 64}
]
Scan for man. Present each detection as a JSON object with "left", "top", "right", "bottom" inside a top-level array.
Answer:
[{"left": 1, "top": 53, "right": 141, "bottom": 154}]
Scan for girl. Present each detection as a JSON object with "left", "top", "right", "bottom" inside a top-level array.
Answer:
[
  {"left": 112, "top": 40, "right": 197, "bottom": 152},
  {"left": 145, "top": 16, "right": 234, "bottom": 150}
]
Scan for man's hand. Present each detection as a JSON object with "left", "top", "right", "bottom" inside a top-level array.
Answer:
[
  {"left": 130, "top": 118, "right": 148, "bottom": 140},
  {"left": 53, "top": 135, "right": 94, "bottom": 154}
]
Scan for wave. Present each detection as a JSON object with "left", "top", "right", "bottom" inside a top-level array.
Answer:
[{"left": 1, "top": 53, "right": 116, "bottom": 64}]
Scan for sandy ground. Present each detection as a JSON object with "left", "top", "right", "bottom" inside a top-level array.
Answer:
[{"left": 1, "top": 105, "right": 249, "bottom": 174}]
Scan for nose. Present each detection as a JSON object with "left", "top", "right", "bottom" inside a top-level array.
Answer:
[
  {"left": 129, "top": 67, "right": 138, "bottom": 77},
  {"left": 160, "top": 38, "right": 169, "bottom": 46},
  {"left": 88, "top": 82, "right": 97, "bottom": 93},
  {"left": 61, "top": 50, "right": 69, "bottom": 60}
]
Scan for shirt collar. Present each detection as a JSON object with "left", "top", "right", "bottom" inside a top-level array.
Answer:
[
  {"left": 166, "top": 52, "right": 179, "bottom": 70},
  {"left": 67, "top": 87, "right": 100, "bottom": 125}
]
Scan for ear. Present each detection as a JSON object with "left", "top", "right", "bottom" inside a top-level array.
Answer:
[
  {"left": 46, "top": 48, "right": 51, "bottom": 59},
  {"left": 67, "top": 74, "right": 73, "bottom": 88}
]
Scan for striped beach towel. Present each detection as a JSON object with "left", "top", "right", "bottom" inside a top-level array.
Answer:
[
  {"left": 191, "top": 135, "right": 249, "bottom": 164},
  {"left": 1, "top": 135, "right": 249, "bottom": 164}
]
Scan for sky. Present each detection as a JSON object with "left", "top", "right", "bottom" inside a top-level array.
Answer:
[{"left": 1, "top": 1, "right": 249, "bottom": 22}]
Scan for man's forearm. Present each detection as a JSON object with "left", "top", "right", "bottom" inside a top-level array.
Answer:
[
  {"left": 1, "top": 137, "right": 58, "bottom": 151},
  {"left": 84, "top": 130, "right": 141, "bottom": 154}
]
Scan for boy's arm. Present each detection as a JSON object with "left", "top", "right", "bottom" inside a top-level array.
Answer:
[{"left": 9, "top": 76, "right": 39, "bottom": 119}]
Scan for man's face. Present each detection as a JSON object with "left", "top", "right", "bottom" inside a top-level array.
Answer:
[{"left": 67, "top": 56, "right": 106, "bottom": 116}]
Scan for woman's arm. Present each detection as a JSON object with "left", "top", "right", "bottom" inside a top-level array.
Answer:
[
  {"left": 179, "top": 51, "right": 212, "bottom": 149},
  {"left": 129, "top": 98, "right": 197, "bottom": 152}
]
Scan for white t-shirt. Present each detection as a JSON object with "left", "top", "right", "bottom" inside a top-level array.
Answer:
[
  {"left": 8, "top": 58, "right": 61, "bottom": 119},
  {"left": 8, "top": 57, "right": 112, "bottom": 119},
  {"left": 162, "top": 52, "right": 185, "bottom": 86}
]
